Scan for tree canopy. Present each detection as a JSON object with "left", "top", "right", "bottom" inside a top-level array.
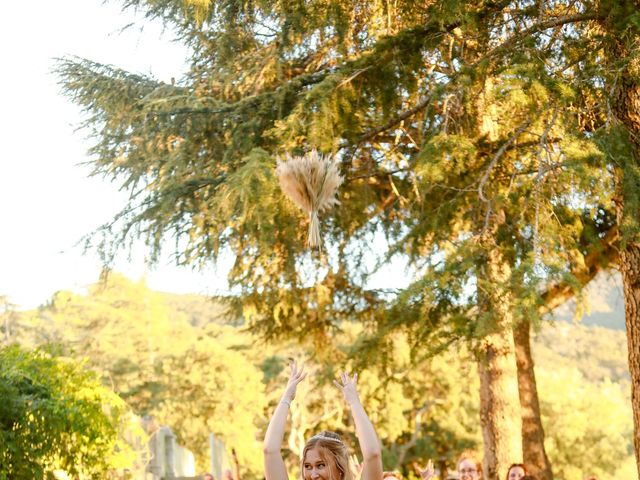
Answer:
[
  {"left": 56, "top": 0, "right": 627, "bottom": 347},
  {"left": 21, "top": 274, "right": 267, "bottom": 474}
]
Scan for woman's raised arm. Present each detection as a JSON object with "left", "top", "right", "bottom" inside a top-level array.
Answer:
[
  {"left": 264, "top": 362, "right": 307, "bottom": 480},
  {"left": 334, "top": 373, "right": 383, "bottom": 480}
]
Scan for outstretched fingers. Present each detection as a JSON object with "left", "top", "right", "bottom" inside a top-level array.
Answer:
[
  {"left": 288, "top": 361, "right": 307, "bottom": 386},
  {"left": 282, "top": 361, "right": 307, "bottom": 404},
  {"left": 334, "top": 371, "right": 361, "bottom": 406},
  {"left": 349, "top": 454, "right": 363, "bottom": 480},
  {"left": 414, "top": 460, "right": 435, "bottom": 480},
  {"left": 335, "top": 371, "right": 357, "bottom": 388},
  {"left": 333, "top": 372, "right": 346, "bottom": 389}
]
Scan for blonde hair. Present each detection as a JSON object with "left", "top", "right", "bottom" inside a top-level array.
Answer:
[
  {"left": 301, "top": 431, "right": 353, "bottom": 480},
  {"left": 383, "top": 471, "right": 403, "bottom": 480}
]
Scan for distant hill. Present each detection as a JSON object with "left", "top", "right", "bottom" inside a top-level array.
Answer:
[
  {"left": 153, "top": 283, "right": 631, "bottom": 384},
  {"left": 166, "top": 269, "right": 629, "bottom": 331},
  {"left": 532, "top": 321, "right": 630, "bottom": 384},
  {"left": 551, "top": 270, "right": 626, "bottom": 331},
  {"left": 159, "top": 291, "right": 232, "bottom": 327}
]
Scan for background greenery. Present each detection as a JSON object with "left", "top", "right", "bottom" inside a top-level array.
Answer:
[{"left": 2, "top": 273, "right": 632, "bottom": 479}]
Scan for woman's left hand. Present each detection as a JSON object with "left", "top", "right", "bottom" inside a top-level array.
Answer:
[{"left": 334, "top": 371, "right": 360, "bottom": 406}]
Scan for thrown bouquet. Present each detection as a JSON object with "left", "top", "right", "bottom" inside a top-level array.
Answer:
[{"left": 276, "top": 150, "right": 344, "bottom": 248}]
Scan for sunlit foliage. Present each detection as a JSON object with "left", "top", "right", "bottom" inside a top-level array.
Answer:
[
  {"left": 21, "top": 274, "right": 265, "bottom": 474},
  {"left": 0, "top": 345, "right": 144, "bottom": 478}
]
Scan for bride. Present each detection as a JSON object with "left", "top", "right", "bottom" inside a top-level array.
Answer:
[{"left": 263, "top": 362, "right": 383, "bottom": 480}]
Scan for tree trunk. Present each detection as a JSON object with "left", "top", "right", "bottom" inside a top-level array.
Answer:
[
  {"left": 476, "top": 246, "right": 523, "bottom": 480},
  {"left": 620, "top": 244, "right": 640, "bottom": 479},
  {"left": 473, "top": 72, "right": 523, "bottom": 478},
  {"left": 513, "top": 320, "right": 553, "bottom": 480},
  {"left": 478, "top": 330, "right": 522, "bottom": 480},
  {"left": 519, "top": 224, "right": 620, "bottom": 480},
  {"left": 601, "top": 2, "right": 640, "bottom": 474}
]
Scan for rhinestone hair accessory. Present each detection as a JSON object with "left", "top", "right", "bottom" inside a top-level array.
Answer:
[{"left": 309, "top": 433, "right": 343, "bottom": 444}]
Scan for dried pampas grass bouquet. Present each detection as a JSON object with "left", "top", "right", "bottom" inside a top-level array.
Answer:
[{"left": 276, "top": 150, "right": 344, "bottom": 248}]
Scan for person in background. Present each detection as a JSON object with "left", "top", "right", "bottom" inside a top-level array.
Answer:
[
  {"left": 382, "top": 471, "right": 402, "bottom": 480},
  {"left": 456, "top": 452, "right": 482, "bottom": 480},
  {"left": 204, "top": 474, "right": 215, "bottom": 480},
  {"left": 415, "top": 459, "right": 435, "bottom": 480},
  {"left": 506, "top": 463, "right": 527, "bottom": 480},
  {"left": 350, "top": 454, "right": 363, "bottom": 480}
]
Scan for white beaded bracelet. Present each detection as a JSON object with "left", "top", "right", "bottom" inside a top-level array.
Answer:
[{"left": 280, "top": 399, "right": 291, "bottom": 407}]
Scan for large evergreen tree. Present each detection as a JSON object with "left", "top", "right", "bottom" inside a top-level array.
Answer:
[{"left": 57, "top": 1, "right": 638, "bottom": 478}]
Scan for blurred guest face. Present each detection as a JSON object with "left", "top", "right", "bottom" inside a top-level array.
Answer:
[
  {"left": 458, "top": 459, "right": 480, "bottom": 480},
  {"left": 508, "top": 466, "right": 525, "bottom": 480}
]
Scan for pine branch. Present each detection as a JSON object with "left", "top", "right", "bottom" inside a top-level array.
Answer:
[
  {"left": 533, "top": 106, "right": 561, "bottom": 257},
  {"left": 339, "top": 12, "right": 603, "bottom": 154},
  {"left": 148, "top": 67, "right": 334, "bottom": 117},
  {"left": 476, "top": 118, "right": 533, "bottom": 237},
  {"left": 471, "top": 12, "right": 603, "bottom": 70},
  {"left": 351, "top": 87, "right": 445, "bottom": 147},
  {"left": 478, "top": 119, "right": 532, "bottom": 203}
]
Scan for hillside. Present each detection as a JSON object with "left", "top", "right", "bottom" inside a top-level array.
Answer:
[
  {"left": 532, "top": 321, "right": 630, "bottom": 384},
  {"left": 157, "top": 286, "right": 631, "bottom": 385},
  {"left": 551, "top": 270, "right": 626, "bottom": 331}
]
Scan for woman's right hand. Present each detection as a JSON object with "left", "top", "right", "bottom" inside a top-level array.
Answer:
[
  {"left": 282, "top": 361, "right": 307, "bottom": 403},
  {"left": 414, "top": 460, "right": 435, "bottom": 480}
]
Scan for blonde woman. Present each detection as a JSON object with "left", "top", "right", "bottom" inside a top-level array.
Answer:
[{"left": 264, "top": 363, "right": 383, "bottom": 480}]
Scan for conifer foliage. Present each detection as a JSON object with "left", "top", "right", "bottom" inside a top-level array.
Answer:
[{"left": 57, "top": 0, "right": 610, "bottom": 343}]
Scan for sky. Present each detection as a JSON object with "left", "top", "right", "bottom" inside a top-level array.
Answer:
[{"left": 0, "top": 0, "right": 227, "bottom": 309}]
